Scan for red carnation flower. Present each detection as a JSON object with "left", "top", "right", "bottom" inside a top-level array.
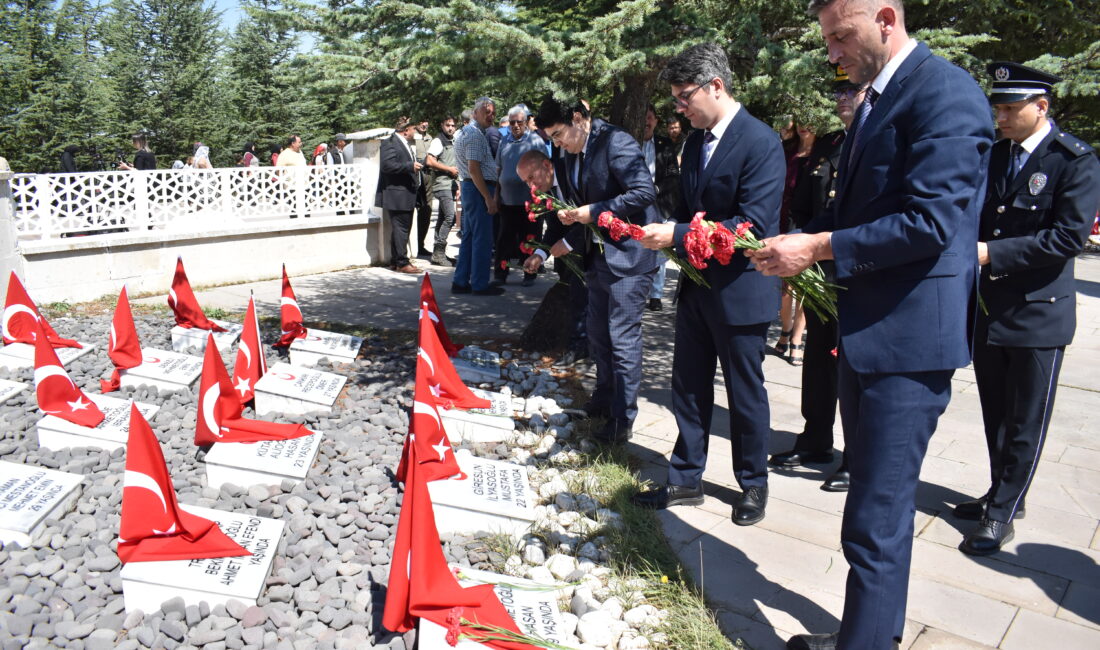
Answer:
[
  {"left": 527, "top": 211, "right": 537, "bottom": 222},
  {"left": 608, "top": 218, "right": 631, "bottom": 241},
  {"left": 499, "top": 260, "right": 508, "bottom": 270},
  {"left": 628, "top": 224, "right": 646, "bottom": 239},
  {"left": 735, "top": 220, "right": 753, "bottom": 239},
  {"left": 597, "top": 211, "right": 614, "bottom": 228},
  {"left": 710, "top": 223, "right": 736, "bottom": 264}
]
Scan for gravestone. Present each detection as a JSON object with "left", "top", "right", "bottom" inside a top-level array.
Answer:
[
  {"left": 36, "top": 395, "right": 159, "bottom": 453},
  {"left": 0, "top": 342, "right": 95, "bottom": 371},
  {"left": 170, "top": 320, "right": 243, "bottom": 354},
  {"left": 252, "top": 362, "right": 346, "bottom": 417},
  {"left": 204, "top": 431, "right": 324, "bottom": 489},
  {"left": 0, "top": 461, "right": 84, "bottom": 547},
  {"left": 288, "top": 328, "right": 363, "bottom": 368},
  {"left": 120, "top": 505, "right": 283, "bottom": 613},
  {"left": 440, "top": 388, "right": 516, "bottom": 443},
  {"left": 419, "top": 565, "right": 572, "bottom": 649},
  {"left": 119, "top": 348, "right": 202, "bottom": 393},
  {"left": 453, "top": 347, "right": 501, "bottom": 383},
  {"left": 427, "top": 450, "right": 536, "bottom": 538},
  {"left": 0, "top": 378, "right": 27, "bottom": 405}
]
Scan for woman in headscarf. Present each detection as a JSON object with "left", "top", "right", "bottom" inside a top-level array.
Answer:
[
  {"left": 192, "top": 142, "right": 212, "bottom": 169},
  {"left": 311, "top": 143, "right": 328, "bottom": 166}
]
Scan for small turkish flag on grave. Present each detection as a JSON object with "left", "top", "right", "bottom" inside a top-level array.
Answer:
[
  {"left": 167, "top": 258, "right": 227, "bottom": 331},
  {"left": 3, "top": 271, "right": 81, "bottom": 348},
  {"left": 196, "top": 334, "right": 311, "bottom": 445},
  {"left": 420, "top": 273, "right": 462, "bottom": 357},
  {"left": 396, "top": 355, "right": 464, "bottom": 484},
  {"left": 118, "top": 403, "right": 250, "bottom": 563},
  {"left": 418, "top": 314, "right": 491, "bottom": 411},
  {"left": 276, "top": 264, "right": 307, "bottom": 348},
  {"left": 102, "top": 286, "right": 144, "bottom": 393},
  {"left": 383, "top": 445, "right": 531, "bottom": 649},
  {"left": 33, "top": 320, "right": 104, "bottom": 427},
  {"left": 231, "top": 294, "right": 266, "bottom": 405}
]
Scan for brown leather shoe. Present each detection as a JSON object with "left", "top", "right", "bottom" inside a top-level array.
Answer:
[{"left": 394, "top": 264, "right": 421, "bottom": 275}]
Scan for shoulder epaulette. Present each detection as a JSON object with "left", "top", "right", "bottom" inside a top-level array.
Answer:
[{"left": 1054, "top": 131, "right": 1096, "bottom": 157}]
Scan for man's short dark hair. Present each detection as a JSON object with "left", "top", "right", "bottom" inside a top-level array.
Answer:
[
  {"left": 660, "top": 43, "right": 734, "bottom": 92},
  {"left": 807, "top": 0, "right": 905, "bottom": 18},
  {"left": 535, "top": 96, "right": 589, "bottom": 130},
  {"left": 440, "top": 115, "right": 456, "bottom": 124},
  {"left": 394, "top": 116, "right": 412, "bottom": 131},
  {"left": 286, "top": 134, "right": 300, "bottom": 147},
  {"left": 646, "top": 103, "right": 658, "bottom": 117}
]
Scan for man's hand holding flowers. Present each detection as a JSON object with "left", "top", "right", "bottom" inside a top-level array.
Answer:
[{"left": 745, "top": 232, "right": 834, "bottom": 277}]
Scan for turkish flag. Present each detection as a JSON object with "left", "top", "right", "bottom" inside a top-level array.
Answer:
[
  {"left": 231, "top": 294, "right": 266, "bottom": 405},
  {"left": 3, "top": 271, "right": 81, "bottom": 348},
  {"left": 276, "top": 264, "right": 307, "bottom": 347},
  {"left": 167, "top": 258, "right": 227, "bottom": 332},
  {"left": 118, "top": 403, "right": 250, "bottom": 563},
  {"left": 196, "top": 334, "right": 311, "bottom": 446},
  {"left": 396, "top": 355, "right": 464, "bottom": 484},
  {"left": 102, "top": 286, "right": 144, "bottom": 393},
  {"left": 420, "top": 273, "right": 462, "bottom": 357},
  {"left": 383, "top": 445, "right": 531, "bottom": 649},
  {"left": 418, "top": 315, "right": 491, "bottom": 411},
  {"left": 33, "top": 320, "right": 104, "bottom": 427}
]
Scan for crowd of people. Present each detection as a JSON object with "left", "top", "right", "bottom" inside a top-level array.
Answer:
[{"left": 382, "top": 1, "right": 1097, "bottom": 649}]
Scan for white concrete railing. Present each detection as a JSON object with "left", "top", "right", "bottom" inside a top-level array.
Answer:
[{"left": 9, "top": 164, "right": 374, "bottom": 239}]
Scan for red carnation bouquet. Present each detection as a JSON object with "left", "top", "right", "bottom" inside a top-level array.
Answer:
[
  {"left": 526, "top": 185, "right": 604, "bottom": 253},
  {"left": 595, "top": 211, "right": 709, "bottom": 287},
  {"left": 687, "top": 213, "right": 840, "bottom": 320}
]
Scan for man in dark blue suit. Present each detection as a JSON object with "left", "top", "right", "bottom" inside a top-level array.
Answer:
[
  {"left": 747, "top": 1, "right": 993, "bottom": 648},
  {"left": 535, "top": 97, "right": 661, "bottom": 443},
  {"left": 632, "top": 43, "right": 784, "bottom": 527}
]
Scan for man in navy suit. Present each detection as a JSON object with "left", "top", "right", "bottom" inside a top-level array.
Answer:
[
  {"left": 632, "top": 43, "right": 784, "bottom": 526},
  {"left": 747, "top": 1, "right": 993, "bottom": 647},
  {"left": 535, "top": 97, "right": 661, "bottom": 443},
  {"left": 957, "top": 63, "right": 1100, "bottom": 556},
  {"left": 377, "top": 117, "right": 424, "bottom": 275}
]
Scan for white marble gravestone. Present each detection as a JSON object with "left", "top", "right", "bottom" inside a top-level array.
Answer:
[
  {"left": 0, "top": 342, "right": 95, "bottom": 371},
  {"left": 427, "top": 450, "right": 536, "bottom": 538},
  {"left": 419, "top": 565, "right": 573, "bottom": 649},
  {"left": 288, "top": 328, "right": 363, "bottom": 368},
  {"left": 119, "top": 348, "right": 202, "bottom": 393},
  {"left": 453, "top": 347, "right": 502, "bottom": 383},
  {"left": 440, "top": 388, "right": 516, "bottom": 443},
  {"left": 170, "top": 319, "right": 243, "bottom": 354},
  {"left": 0, "top": 461, "right": 83, "bottom": 547},
  {"left": 252, "top": 362, "right": 346, "bottom": 417},
  {"left": 0, "top": 378, "right": 27, "bottom": 405},
  {"left": 120, "top": 505, "right": 283, "bottom": 613},
  {"left": 204, "top": 431, "right": 324, "bottom": 489},
  {"left": 36, "top": 394, "right": 159, "bottom": 452}
]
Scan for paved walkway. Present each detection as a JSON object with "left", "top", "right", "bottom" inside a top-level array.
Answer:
[{"left": 166, "top": 249, "right": 1100, "bottom": 649}]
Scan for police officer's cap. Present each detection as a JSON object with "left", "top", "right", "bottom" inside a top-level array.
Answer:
[
  {"left": 987, "top": 62, "right": 1061, "bottom": 105},
  {"left": 831, "top": 64, "right": 860, "bottom": 92}
]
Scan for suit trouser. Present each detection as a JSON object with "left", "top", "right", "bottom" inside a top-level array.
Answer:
[
  {"left": 454, "top": 180, "right": 495, "bottom": 291},
  {"left": 432, "top": 188, "right": 456, "bottom": 249},
  {"left": 796, "top": 306, "right": 840, "bottom": 452},
  {"left": 387, "top": 209, "right": 413, "bottom": 268},
  {"left": 836, "top": 352, "right": 952, "bottom": 649},
  {"left": 586, "top": 255, "right": 655, "bottom": 427},
  {"left": 415, "top": 185, "right": 431, "bottom": 251},
  {"left": 973, "top": 341, "right": 1063, "bottom": 522},
  {"left": 668, "top": 284, "right": 771, "bottom": 491}
]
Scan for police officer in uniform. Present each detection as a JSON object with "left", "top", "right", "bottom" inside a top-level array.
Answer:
[
  {"left": 957, "top": 62, "right": 1100, "bottom": 555},
  {"left": 768, "top": 64, "right": 866, "bottom": 492}
]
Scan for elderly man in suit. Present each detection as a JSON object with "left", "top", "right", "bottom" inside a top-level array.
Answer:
[
  {"left": 746, "top": 0, "right": 993, "bottom": 647},
  {"left": 633, "top": 43, "right": 784, "bottom": 526},
  {"left": 535, "top": 97, "right": 661, "bottom": 443},
  {"left": 378, "top": 117, "right": 424, "bottom": 274},
  {"left": 957, "top": 63, "right": 1100, "bottom": 556}
]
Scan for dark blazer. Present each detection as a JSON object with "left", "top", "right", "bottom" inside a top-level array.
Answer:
[
  {"left": 550, "top": 118, "right": 661, "bottom": 277},
  {"left": 804, "top": 43, "right": 994, "bottom": 374},
  {"left": 672, "top": 108, "right": 785, "bottom": 326},
  {"left": 789, "top": 130, "right": 845, "bottom": 230},
  {"left": 652, "top": 134, "right": 681, "bottom": 220},
  {"left": 980, "top": 128, "right": 1100, "bottom": 347},
  {"left": 376, "top": 133, "right": 419, "bottom": 211}
]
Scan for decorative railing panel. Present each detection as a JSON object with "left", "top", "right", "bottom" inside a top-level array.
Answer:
[{"left": 9, "top": 164, "right": 374, "bottom": 239}]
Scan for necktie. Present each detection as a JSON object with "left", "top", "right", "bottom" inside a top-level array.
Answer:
[
  {"left": 702, "top": 131, "right": 717, "bottom": 169},
  {"left": 574, "top": 151, "right": 585, "bottom": 198},
  {"left": 1006, "top": 143, "right": 1023, "bottom": 185},
  {"left": 848, "top": 87, "right": 879, "bottom": 165}
]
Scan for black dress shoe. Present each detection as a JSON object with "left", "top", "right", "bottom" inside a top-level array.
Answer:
[
  {"left": 787, "top": 632, "right": 838, "bottom": 650},
  {"left": 954, "top": 494, "right": 1027, "bottom": 521},
  {"left": 821, "top": 470, "right": 849, "bottom": 492},
  {"left": 593, "top": 419, "right": 632, "bottom": 444},
  {"left": 581, "top": 400, "right": 610, "bottom": 419},
  {"left": 733, "top": 486, "right": 767, "bottom": 526},
  {"left": 959, "top": 517, "right": 1014, "bottom": 556},
  {"left": 559, "top": 347, "right": 590, "bottom": 367},
  {"left": 769, "top": 448, "right": 835, "bottom": 468},
  {"left": 630, "top": 484, "right": 704, "bottom": 510},
  {"left": 451, "top": 283, "right": 471, "bottom": 294},
  {"left": 647, "top": 298, "right": 663, "bottom": 312}
]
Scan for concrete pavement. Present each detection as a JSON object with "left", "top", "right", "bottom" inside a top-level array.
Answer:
[{"left": 166, "top": 249, "right": 1100, "bottom": 649}]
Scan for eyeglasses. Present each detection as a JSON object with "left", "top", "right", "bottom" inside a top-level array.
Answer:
[
  {"left": 673, "top": 80, "right": 713, "bottom": 108},
  {"left": 508, "top": 120, "right": 525, "bottom": 125},
  {"left": 833, "top": 87, "right": 864, "bottom": 100},
  {"left": 545, "top": 126, "right": 567, "bottom": 144}
]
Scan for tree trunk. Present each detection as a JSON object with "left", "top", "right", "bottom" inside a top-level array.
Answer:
[{"left": 609, "top": 68, "right": 659, "bottom": 141}]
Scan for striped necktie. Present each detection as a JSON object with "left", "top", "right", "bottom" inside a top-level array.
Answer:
[{"left": 848, "top": 87, "right": 879, "bottom": 164}]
